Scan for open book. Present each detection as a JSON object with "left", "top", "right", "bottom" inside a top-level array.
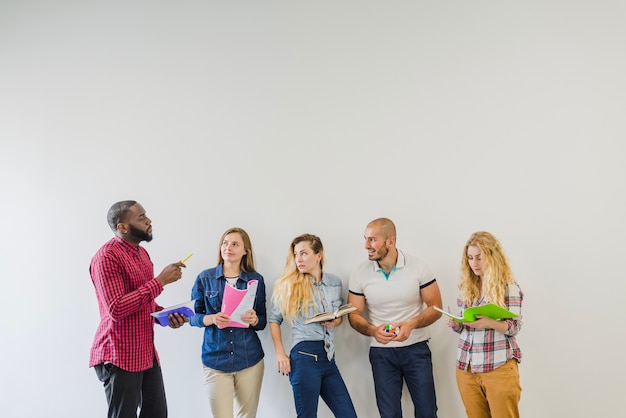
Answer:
[
  {"left": 219, "top": 280, "right": 258, "bottom": 329},
  {"left": 435, "top": 304, "right": 518, "bottom": 323},
  {"left": 305, "top": 304, "right": 357, "bottom": 324},
  {"left": 151, "top": 300, "right": 195, "bottom": 327}
]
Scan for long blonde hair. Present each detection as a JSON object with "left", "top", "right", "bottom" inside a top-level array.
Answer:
[
  {"left": 459, "top": 231, "right": 515, "bottom": 307},
  {"left": 272, "top": 234, "right": 325, "bottom": 319}
]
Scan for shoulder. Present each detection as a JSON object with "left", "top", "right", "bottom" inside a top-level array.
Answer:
[
  {"left": 92, "top": 238, "right": 123, "bottom": 262},
  {"left": 197, "top": 267, "right": 220, "bottom": 279},
  {"left": 506, "top": 281, "right": 523, "bottom": 296},
  {"left": 323, "top": 272, "right": 342, "bottom": 285},
  {"left": 399, "top": 251, "right": 432, "bottom": 273},
  {"left": 243, "top": 270, "right": 265, "bottom": 282},
  {"left": 96, "top": 237, "right": 118, "bottom": 252},
  {"left": 349, "top": 261, "right": 375, "bottom": 286},
  {"left": 399, "top": 250, "right": 422, "bottom": 265},
  {"left": 352, "top": 260, "right": 374, "bottom": 275}
]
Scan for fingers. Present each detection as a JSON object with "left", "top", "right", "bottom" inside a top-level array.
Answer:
[
  {"left": 214, "top": 313, "right": 231, "bottom": 327},
  {"left": 238, "top": 309, "right": 257, "bottom": 325},
  {"left": 276, "top": 359, "right": 290, "bottom": 375},
  {"left": 168, "top": 313, "right": 186, "bottom": 328},
  {"left": 170, "top": 264, "right": 183, "bottom": 282},
  {"left": 247, "top": 312, "right": 258, "bottom": 325}
]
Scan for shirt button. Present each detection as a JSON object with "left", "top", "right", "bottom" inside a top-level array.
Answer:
[{"left": 325, "top": 343, "right": 330, "bottom": 348}]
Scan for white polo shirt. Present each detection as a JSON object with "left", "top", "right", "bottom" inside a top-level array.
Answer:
[{"left": 349, "top": 250, "right": 437, "bottom": 348}]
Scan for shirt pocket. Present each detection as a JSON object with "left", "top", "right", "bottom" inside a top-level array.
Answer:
[{"left": 205, "top": 290, "right": 221, "bottom": 313}]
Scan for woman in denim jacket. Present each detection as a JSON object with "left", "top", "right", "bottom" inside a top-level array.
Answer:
[
  {"left": 190, "top": 227, "right": 267, "bottom": 418},
  {"left": 269, "top": 233, "right": 357, "bottom": 418}
]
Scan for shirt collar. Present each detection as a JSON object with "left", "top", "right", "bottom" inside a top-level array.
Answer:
[
  {"left": 113, "top": 235, "right": 141, "bottom": 252},
  {"left": 309, "top": 272, "right": 327, "bottom": 286},
  {"left": 215, "top": 263, "right": 251, "bottom": 282},
  {"left": 373, "top": 250, "right": 406, "bottom": 280}
]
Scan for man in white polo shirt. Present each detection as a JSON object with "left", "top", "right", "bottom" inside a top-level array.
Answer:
[{"left": 348, "top": 217, "right": 442, "bottom": 418}]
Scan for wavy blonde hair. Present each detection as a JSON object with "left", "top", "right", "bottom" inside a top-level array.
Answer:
[
  {"left": 271, "top": 234, "right": 325, "bottom": 319},
  {"left": 459, "top": 231, "right": 515, "bottom": 307}
]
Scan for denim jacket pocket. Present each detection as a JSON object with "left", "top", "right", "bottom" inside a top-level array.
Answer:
[{"left": 206, "top": 290, "right": 221, "bottom": 312}]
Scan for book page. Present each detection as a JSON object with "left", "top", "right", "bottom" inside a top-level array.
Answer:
[
  {"left": 335, "top": 304, "right": 356, "bottom": 316},
  {"left": 219, "top": 280, "right": 258, "bottom": 329},
  {"left": 434, "top": 306, "right": 463, "bottom": 321},
  {"left": 305, "top": 312, "right": 335, "bottom": 324},
  {"left": 305, "top": 304, "right": 356, "bottom": 324}
]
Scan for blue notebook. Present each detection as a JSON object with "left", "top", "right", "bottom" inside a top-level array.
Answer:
[{"left": 151, "top": 300, "right": 195, "bottom": 326}]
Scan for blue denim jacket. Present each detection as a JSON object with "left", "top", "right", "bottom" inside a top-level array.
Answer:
[
  {"left": 268, "top": 272, "right": 344, "bottom": 360},
  {"left": 190, "top": 264, "right": 266, "bottom": 373}
]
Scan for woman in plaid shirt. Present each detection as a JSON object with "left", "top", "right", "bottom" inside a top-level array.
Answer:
[{"left": 446, "top": 231, "right": 523, "bottom": 418}]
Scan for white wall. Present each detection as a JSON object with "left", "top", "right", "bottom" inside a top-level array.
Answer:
[{"left": 1, "top": 1, "right": 624, "bottom": 417}]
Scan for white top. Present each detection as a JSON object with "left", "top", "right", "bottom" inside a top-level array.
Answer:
[{"left": 349, "top": 250, "right": 437, "bottom": 348}]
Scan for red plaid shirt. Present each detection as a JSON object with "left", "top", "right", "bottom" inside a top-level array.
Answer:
[
  {"left": 456, "top": 282, "right": 523, "bottom": 373},
  {"left": 89, "top": 236, "right": 164, "bottom": 372}
]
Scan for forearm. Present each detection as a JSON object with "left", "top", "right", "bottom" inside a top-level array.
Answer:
[
  {"left": 269, "top": 323, "right": 287, "bottom": 354},
  {"left": 201, "top": 314, "right": 218, "bottom": 327},
  {"left": 408, "top": 306, "right": 442, "bottom": 330},
  {"left": 491, "top": 320, "right": 509, "bottom": 334},
  {"left": 348, "top": 312, "right": 374, "bottom": 337},
  {"left": 101, "top": 278, "right": 162, "bottom": 321}
]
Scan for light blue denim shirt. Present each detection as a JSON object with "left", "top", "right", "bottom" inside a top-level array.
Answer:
[{"left": 268, "top": 272, "right": 344, "bottom": 360}]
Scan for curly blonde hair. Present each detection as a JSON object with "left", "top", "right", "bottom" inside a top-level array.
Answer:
[
  {"left": 271, "top": 234, "right": 324, "bottom": 319},
  {"left": 459, "top": 231, "right": 515, "bottom": 307}
]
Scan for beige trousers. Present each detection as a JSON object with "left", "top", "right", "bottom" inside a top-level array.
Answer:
[{"left": 202, "top": 359, "right": 264, "bottom": 418}]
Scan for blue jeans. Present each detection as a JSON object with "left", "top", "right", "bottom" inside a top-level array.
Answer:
[
  {"left": 94, "top": 360, "right": 167, "bottom": 418},
  {"left": 369, "top": 340, "right": 438, "bottom": 418},
  {"left": 289, "top": 341, "right": 357, "bottom": 418}
]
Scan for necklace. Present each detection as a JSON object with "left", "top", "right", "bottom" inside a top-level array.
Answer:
[{"left": 225, "top": 275, "right": 239, "bottom": 287}]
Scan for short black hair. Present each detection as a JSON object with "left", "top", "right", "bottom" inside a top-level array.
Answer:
[{"left": 107, "top": 200, "right": 137, "bottom": 232}]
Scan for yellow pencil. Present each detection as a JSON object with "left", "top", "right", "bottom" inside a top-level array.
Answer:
[{"left": 181, "top": 253, "right": 193, "bottom": 264}]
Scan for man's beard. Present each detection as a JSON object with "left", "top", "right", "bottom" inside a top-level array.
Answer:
[
  {"left": 370, "top": 246, "right": 388, "bottom": 261},
  {"left": 129, "top": 224, "right": 153, "bottom": 242}
]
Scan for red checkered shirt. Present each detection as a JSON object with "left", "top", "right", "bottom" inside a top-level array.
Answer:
[
  {"left": 89, "top": 236, "right": 164, "bottom": 372},
  {"left": 456, "top": 282, "right": 523, "bottom": 373}
]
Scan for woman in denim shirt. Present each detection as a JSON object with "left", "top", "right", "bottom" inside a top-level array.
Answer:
[
  {"left": 269, "top": 234, "right": 357, "bottom": 418},
  {"left": 190, "top": 227, "right": 266, "bottom": 418}
]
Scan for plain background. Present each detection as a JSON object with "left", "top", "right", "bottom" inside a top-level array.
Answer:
[{"left": 1, "top": 1, "right": 624, "bottom": 417}]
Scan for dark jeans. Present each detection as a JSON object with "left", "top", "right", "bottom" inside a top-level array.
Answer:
[
  {"left": 289, "top": 341, "right": 357, "bottom": 418},
  {"left": 94, "top": 360, "right": 167, "bottom": 418},
  {"left": 369, "top": 340, "right": 438, "bottom": 418}
]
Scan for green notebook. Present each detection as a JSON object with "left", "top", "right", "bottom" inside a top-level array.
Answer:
[{"left": 435, "top": 303, "right": 518, "bottom": 323}]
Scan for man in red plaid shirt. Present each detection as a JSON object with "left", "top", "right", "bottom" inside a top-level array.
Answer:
[{"left": 89, "top": 200, "right": 188, "bottom": 418}]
